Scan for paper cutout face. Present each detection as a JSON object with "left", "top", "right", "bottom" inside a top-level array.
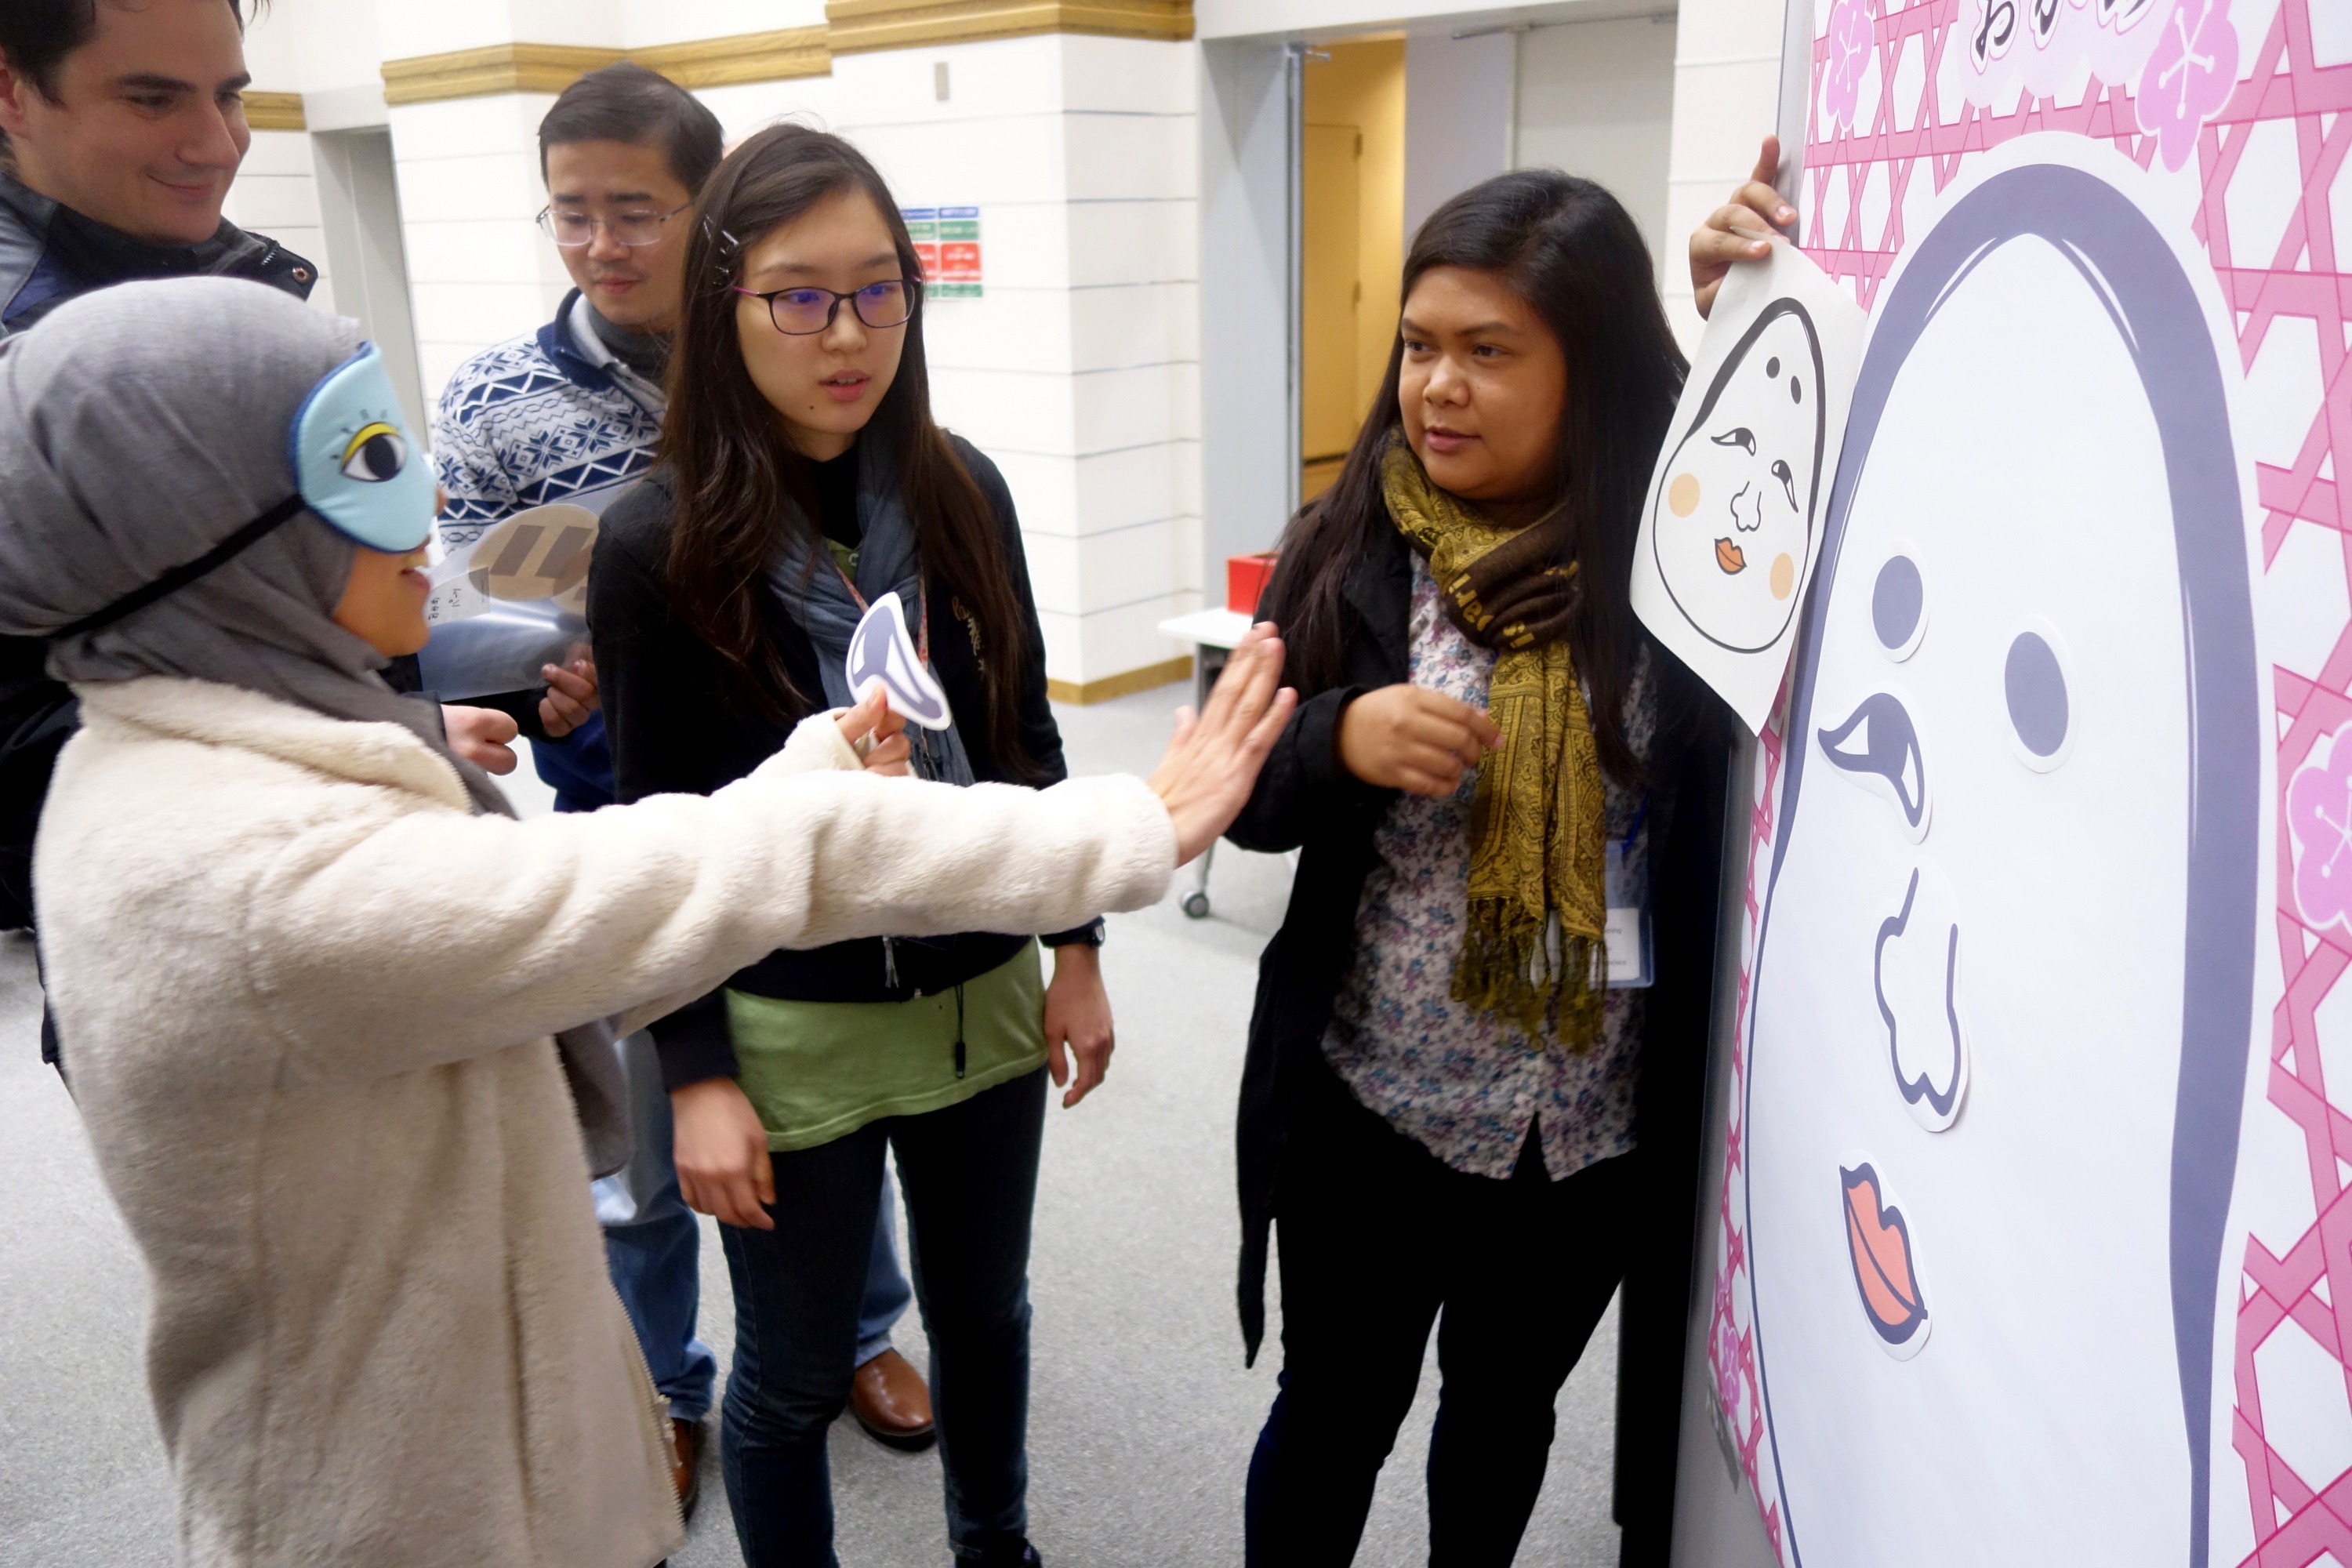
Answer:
[
  {"left": 288, "top": 343, "right": 434, "bottom": 552},
  {"left": 1737, "top": 159, "right": 2256, "bottom": 1567},
  {"left": 1651, "top": 301, "right": 1828, "bottom": 653},
  {"left": 847, "top": 590, "right": 952, "bottom": 731}
]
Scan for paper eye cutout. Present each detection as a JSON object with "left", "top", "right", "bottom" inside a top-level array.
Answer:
[
  {"left": 2004, "top": 626, "right": 2073, "bottom": 771},
  {"left": 846, "top": 590, "right": 953, "bottom": 731},
  {"left": 339, "top": 422, "right": 407, "bottom": 483},
  {"left": 1818, "top": 688, "right": 1932, "bottom": 841},
  {"left": 1872, "top": 554, "right": 1926, "bottom": 660}
]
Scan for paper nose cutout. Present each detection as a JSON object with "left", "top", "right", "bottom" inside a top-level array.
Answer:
[
  {"left": 1840, "top": 1160, "right": 1930, "bottom": 1359},
  {"left": 847, "top": 590, "right": 953, "bottom": 731},
  {"left": 1875, "top": 862, "right": 1969, "bottom": 1130}
]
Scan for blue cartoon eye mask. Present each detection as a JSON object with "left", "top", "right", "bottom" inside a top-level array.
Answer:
[
  {"left": 287, "top": 342, "right": 434, "bottom": 553},
  {"left": 56, "top": 341, "right": 437, "bottom": 641}
]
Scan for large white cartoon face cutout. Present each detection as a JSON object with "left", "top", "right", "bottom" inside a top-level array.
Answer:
[
  {"left": 1738, "top": 159, "right": 2256, "bottom": 1568},
  {"left": 1651, "top": 301, "right": 1828, "bottom": 653}
]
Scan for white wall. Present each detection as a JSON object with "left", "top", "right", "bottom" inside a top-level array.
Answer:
[
  {"left": 621, "top": 0, "right": 825, "bottom": 49},
  {"left": 832, "top": 34, "right": 1203, "bottom": 683},
  {"left": 1661, "top": 0, "right": 1787, "bottom": 350},
  {"left": 1514, "top": 13, "right": 1679, "bottom": 285},
  {"left": 1403, "top": 29, "right": 1512, "bottom": 238}
]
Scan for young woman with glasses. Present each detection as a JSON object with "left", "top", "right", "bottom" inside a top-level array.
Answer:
[{"left": 590, "top": 124, "right": 1114, "bottom": 1568}]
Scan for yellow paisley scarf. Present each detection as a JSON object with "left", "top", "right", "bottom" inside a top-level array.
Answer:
[{"left": 1381, "top": 437, "right": 1607, "bottom": 1047}]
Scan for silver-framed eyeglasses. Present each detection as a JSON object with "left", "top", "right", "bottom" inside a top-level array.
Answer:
[
  {"left": 536, "top": 203, "right": 691, "bottom": 248},
  {"left": 732, "top": 279, "right": 919, "bottom": 336}
]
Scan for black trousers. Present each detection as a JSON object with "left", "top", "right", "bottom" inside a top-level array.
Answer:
[
  {"left": 717, "top": 1067, "right": 1045, "bottom": 1566},
  {"left": 1245, "top": 1057, "right": 1632, "bottom": 1567}
]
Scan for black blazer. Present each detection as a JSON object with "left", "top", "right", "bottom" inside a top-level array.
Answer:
[
  {"left": 589, "top": 438, "right": 1084, "bottom": 1091},
  {"left": 1224, "top": 523, "right": 1730, "bottom": 1559}
]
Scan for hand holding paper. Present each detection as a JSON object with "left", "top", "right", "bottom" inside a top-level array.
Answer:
[
  {"left": 1632, "top": 238, "right": 1864, "bottom": 733},
  {"left": 845, "top": 590, "right": 953, "bottom": 731}
]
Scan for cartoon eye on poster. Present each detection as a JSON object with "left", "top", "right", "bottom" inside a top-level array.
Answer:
[
  {"left": 416, "top": 503, "right": 597, "bottom": 701},
  {"left": 1632, "top": 240, "right": 1864, "bottom": 734}
]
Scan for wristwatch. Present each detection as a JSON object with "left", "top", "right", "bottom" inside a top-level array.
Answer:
[{"left": 1042, "top": 918, "right": 1107, "bottom": 948}]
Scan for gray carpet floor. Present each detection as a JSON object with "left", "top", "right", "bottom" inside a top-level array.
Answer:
[{"left": 0, "top": 680, "right": 1621, "bottom": 1566}]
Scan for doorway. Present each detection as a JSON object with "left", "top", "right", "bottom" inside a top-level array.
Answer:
[{"left": 1299, "top": 39, "right": 1404, "bottom": 505}]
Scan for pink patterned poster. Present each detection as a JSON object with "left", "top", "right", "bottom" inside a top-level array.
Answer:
[{"left": 1699, "top": 2, "right": 2352, "bottom": 1565}]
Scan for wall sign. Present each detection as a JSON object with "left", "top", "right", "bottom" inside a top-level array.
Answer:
[{"left": 903, "top": 205, "right": 982, "bottom": 299}]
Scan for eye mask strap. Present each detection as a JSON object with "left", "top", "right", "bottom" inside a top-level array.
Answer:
[{"left": 55, "top": 493, "right": 309, "bottom": 641}]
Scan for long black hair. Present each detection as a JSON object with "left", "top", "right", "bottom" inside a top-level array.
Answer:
[
  {"left": 1265, "top": 169, "right": 1687, "bottom": 783},
  {"left": 661, "top": 123, "right": 1042, "bottom": 779}
]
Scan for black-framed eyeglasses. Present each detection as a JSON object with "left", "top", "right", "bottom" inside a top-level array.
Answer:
[
  {"left": 536, "top": 203, "right": 691, "bottom": 248},
  {"left": 732, "top": 279, "right": 919, "bottom": 336}
]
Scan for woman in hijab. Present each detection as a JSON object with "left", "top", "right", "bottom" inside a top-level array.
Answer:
[{"left": 0, "top": 276, "right": 1290, "bottom": 1568}]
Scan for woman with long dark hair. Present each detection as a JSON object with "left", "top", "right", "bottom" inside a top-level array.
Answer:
[
  {"left": 590, "top": 125, "right": 1134, "bottom": 1567},
  {"left": 1226, "top": 170, "right": 1731, "bottom": 1563}
]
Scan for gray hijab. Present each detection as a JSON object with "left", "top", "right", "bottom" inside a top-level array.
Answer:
[
  {"left": 0, "top": 279, "right": 630, "bottom": 1171},
  {"left": 0, "top": 278, "right": 511, "bottom": 815}
]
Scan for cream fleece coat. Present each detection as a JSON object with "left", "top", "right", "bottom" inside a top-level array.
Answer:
[{"left": 35, "top": 677, "right": 1176, "bottom": 1568}]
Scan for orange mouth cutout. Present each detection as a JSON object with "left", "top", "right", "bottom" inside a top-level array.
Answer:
[
  {"left": 1716, "top": 538, "right": 1747, "bottom": 574},
  {"left": 1841, "top": 1163, "right": 1928, "bottom": 1351}
]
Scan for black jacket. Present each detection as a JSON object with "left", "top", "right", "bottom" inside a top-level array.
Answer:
[
  {"left": 1223, "top": 523, "right": 1730, "bottom": 1559},
  {"left": 0, "top": 175, "right": 316, "bottom": 944},
  {"left": 590, "top": 442, "right": 1091, "bottom": 1091}
]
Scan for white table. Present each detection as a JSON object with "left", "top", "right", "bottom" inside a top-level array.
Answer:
[{"left": 1158, "top": 608, "right": 1261, "bottom": 919}]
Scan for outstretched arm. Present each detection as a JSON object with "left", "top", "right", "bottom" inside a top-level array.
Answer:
[{"left": 245, "top": 634, "right": 1291, "bottom": 1088}]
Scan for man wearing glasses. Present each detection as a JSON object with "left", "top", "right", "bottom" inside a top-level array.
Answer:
[{"left": 429, "top": 62, "right": 938, "bottom": 1520}]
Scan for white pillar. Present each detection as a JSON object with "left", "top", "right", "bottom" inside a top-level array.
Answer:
[{"left": 836, "top": 31, "right": 1202, "bottom": 695}]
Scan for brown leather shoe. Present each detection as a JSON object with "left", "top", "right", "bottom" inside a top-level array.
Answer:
[
  {"left": 849, "top": 1347, "right": 935, "bottom": 1450},
  {"left": 670, "top": 1417, "right": 701, "bottom": 1519}
]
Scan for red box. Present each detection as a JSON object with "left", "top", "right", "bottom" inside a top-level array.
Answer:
[
  {"left": 1227, "top": 551, "right": 1278, "bottom": 616},
  {"left": 911, "top": 241, "right": 940, "bottom": 280},
  {"left": 938, "top": 241, "right": 982, "bottom": 281}
]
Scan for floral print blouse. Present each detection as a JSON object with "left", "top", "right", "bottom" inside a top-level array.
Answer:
[{"left": 1322, "top": 554, "right": 1660, "bottom": 1182}]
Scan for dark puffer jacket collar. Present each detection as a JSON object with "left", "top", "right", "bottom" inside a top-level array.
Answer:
[{"left": 0, "top": 170, "right": 316, "bottom": 335}]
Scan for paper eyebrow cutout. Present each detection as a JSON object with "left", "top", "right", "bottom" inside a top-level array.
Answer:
[{"left": 846, "top": 590, "right": 953, "bottom": 731}]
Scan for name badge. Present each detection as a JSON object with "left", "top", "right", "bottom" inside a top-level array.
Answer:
[{"left": 1605, "top": 804, "right": 1653, "bottom": 990}]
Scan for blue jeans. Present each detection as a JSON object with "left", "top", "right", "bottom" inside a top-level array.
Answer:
[
  {"left": 596, "top": 1031, "right": 717, "bottom": 1421},
  {"left": 717, "top": 1067, "right": 1044, "bottom": 1568},
  {"left": 598, "top": 1034, "right": 914, "bottom": 1425}
]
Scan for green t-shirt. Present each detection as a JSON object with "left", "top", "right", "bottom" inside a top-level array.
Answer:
[{"left": 726, "top": 942, "right": 1046, "bottom": 1152}]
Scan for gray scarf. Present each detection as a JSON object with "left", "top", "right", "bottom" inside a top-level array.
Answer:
[
  {"left": 0, "top": 279, "right": 630, "bottom": 1172},
  {"left": 765, "top": 427, "right": 975, "bottom": 786}
]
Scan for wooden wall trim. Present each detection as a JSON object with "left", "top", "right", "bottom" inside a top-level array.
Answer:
[
  {"left": 381, "top": 44, "right": 624, "bottom": 107},
  {"left": 827, "top": 1, "right": 1193, "bottom": 53},
  {"left": 632, "top": 27, "right": 832, "bottom": 89},
  {"left": 1045, "top": 654, "right": 1192, "bottom": 706},
  {"left": 379, "top": 5, "right": 1189, "bottom": 105},
  {"left": 241, "top": 90, "right": 307, "bottom": 132}
]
